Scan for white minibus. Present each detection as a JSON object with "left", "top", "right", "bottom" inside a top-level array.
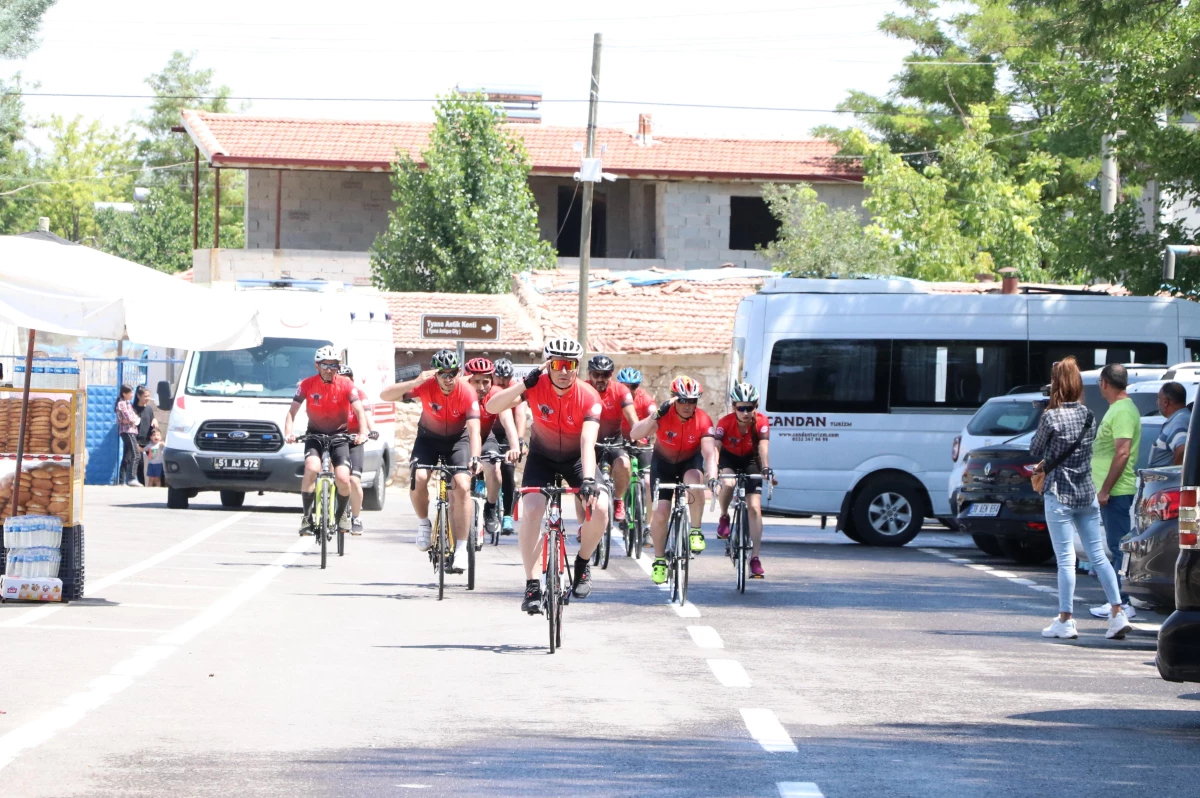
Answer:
[{"left": 732, "top": 279, "right": 1200, "bottom": 546}]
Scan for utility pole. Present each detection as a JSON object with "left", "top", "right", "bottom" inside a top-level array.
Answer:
[
  {"left": 1100, "top": 133, "right": 1118, "bottom": 215},
  {"left": 577, "top": 33, "right": 602, "bottom": 354}
]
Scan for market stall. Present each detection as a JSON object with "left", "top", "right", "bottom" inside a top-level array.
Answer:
[{"left": 0, "top": 234, "right": 262, "bottom": 603}]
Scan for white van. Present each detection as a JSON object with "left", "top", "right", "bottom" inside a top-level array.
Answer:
[
  {"left": 732, "top": 278, "right": 1200, "bottom": 546},
  {"left": 162, "top": 281, "right": 397, "bottom": 511}
]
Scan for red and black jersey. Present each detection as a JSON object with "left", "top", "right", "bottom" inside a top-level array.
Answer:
[
  {"left": 622, "top": 387, "right": 656, "bottom": 441},
  {"left": 346, "top": 386, "right": 371, "bottom": 434},
  {"left": 476, "top": 384, "right": 504, "bottom": 439},
  {"left": 593, "top": 381, "right": 633, "bottom": 441},
  {"left": 525, "top": 374, "right": 602, "bottom": 459},
  {"left": 295, "top": 374, "right": 360, "bottom": 434},
  {"left": 714, "top": 412, "right": 770, "bottom": 458},
  {"left": 654, "top": 406, "right": 716, "bottom": 464},
  {"left": 408, "top": 377, "right": 479, "bottom": 439}
]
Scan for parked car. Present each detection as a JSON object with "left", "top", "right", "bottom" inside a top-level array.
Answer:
[
  {"left": 1122, "top": 465, "right": 1182, "bottom": 613},
  {"left": 1127, "top": 375, "right": 1200, "bottom": 415},
  {"left": 957, "top": 417, "right": 1165, "bottom": 565},
  {"left": 1157, "top": 406, "right": 1200, "bottom": 683}
]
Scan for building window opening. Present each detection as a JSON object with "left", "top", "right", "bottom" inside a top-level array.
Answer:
[{"left": 729, "top": 196, "right": 780, "bottom": 251}]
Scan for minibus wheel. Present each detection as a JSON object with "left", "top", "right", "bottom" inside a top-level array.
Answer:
[{"left": 851, "top": 477, "right": 923, "bottom": 547}]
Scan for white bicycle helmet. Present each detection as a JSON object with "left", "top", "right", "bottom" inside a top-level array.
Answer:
[
  {"left": 729, "top": 382, "right": 760, "bottom": 404},
  {"left": 543, "top": 337, "right": 583, "bottom": 361},
  {"left": 314, "top": 345, "right": 340, "bottom": 362}
]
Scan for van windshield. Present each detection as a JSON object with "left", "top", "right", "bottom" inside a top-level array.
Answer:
[
  {"left": 966, "top": 399, "right": 1042, "bottom": 437},
  {"left": 186, "top": 337, "right": 331, "bottom": 398}
]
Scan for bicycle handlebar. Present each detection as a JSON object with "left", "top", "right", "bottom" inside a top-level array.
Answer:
[
  {"left": 717, "top": 472, "right": 776, "bottom": 501},
  {"left": 296, "top": 432, "right": 357, "bottom": 444},
  {"left": 412, "top": 462, "right": 473, "bottom": 474}
]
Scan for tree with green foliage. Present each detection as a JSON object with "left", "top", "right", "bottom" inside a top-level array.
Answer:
[
  {"left": 94, "top": 185, "right": 239, "bottom": 273},
  {"left": 0, "top": 74, "right": 33, "bottom": 233},
  {"left": 760, "top": 183, "right": 894, "bottom": 277},
  {"left": 33, "top": 114, "right": 136, "bottom": 242},
  {"left": 0, "top": 0, "right": 55, "bottom": 59},
  {"left": 371, "top": 93, "right": 554, "bottom": 294}
]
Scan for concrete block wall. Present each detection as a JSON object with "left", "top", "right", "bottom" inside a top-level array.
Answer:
[
  {"left": 245, "top": 170, "right": 394, "bottom": 252},
  {"left": 192, "top": 248, "right": 372, "bottom": 285}
]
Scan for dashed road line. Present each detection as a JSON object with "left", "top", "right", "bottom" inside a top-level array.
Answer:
[
  {"left": 778, "top": 783, "right": 824, "bottom": 798},
  {"left": 18, "top": 624, "right": 171, "bottom": 633},
  {"left": 740, "top": 708, "right": 798, "bottom": 753},
  {"left": 708, "top": 659, "right": 751, "bottom": 687},
  {"left": 673, "top": 602, "right": 701, "bottom": 618},
  {"left": 687, "top": 625, "right": 724, "bottom": 648}
]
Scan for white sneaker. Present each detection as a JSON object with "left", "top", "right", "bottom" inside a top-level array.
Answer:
[
  {"left": 1106, "top": 610, "right": 1133, "bottom": 640},
  {"left": 415, "top": 519, "right": 433, "bottom": 551},
  {"left": 1090, "top": 603, "right": 1136, "bottom": 619},
  {"left": 1042, "top": 617, "right": 1078, "bottom": 639}
]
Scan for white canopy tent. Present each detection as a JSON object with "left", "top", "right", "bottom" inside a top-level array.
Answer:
[{"left": 0, "top": 235, "right": 262, "bottom": 484}]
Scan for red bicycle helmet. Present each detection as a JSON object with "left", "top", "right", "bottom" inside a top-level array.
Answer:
[
  {"left": 670, "top": 375, "right": 703, "bottom": 399},
  {"left": 465, "top": 357, "right": 495, "bottom": 375}
]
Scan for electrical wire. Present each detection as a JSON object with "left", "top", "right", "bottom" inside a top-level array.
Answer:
[{"left": 0, "top": 161, "right": 192, "bottom": 196}]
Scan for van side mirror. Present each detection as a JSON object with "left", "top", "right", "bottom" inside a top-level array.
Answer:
[{"left": 157, "top": 380, "right": 173, "bottom": 408}]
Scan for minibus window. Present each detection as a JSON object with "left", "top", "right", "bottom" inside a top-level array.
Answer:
[
  {"left": 891, "top": 341, "right": 1024, "bottom": 410},
  {"left": 1029, "top": 341, "right": 1168, "bottom": 382},
  {"left": 766, "top": 339, "right": 889, "bottom": 414}
]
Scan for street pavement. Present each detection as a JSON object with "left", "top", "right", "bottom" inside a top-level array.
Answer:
[{"left": 2, "top": 486, "right": 1198, "bottom": 797}]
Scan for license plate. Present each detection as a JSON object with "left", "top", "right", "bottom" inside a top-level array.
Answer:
[
  {"left": 213, "top": 458, "right": 261, "bottom": 471},
  {"left": 968, "top": 503, "right": 1001, "bottom": 517}
]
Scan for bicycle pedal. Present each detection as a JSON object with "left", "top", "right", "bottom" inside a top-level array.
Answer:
[
  {"left": 750, "top": 573, "right": 765, "bottom": 579},
  {"left": 447, "top": 566, "right": 464, "bottom": 574}
]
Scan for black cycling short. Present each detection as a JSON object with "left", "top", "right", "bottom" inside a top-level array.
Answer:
[
  {"left": 304, "top": 434, "right": 351, "bottom": 470},
  {"left": 349, "top": 441, "right": 365, "bottom": 478},
  {"left": 410, "top": 432, "right": 472, "bottom": 488},
  {"left": 651, "top": 452, "right": 704, "bottom": 502},
  {"left": 521, "top": 449, "right": 585, "bottom": 490},
  {"left": 718, "top": 450, "right": 762, "bottom": 495},
  {"left": 482, "top": 432, "right": 509, "bottom": 459},
  {"left": 595, "top": 438, "right": 630, "bottom": 470}
]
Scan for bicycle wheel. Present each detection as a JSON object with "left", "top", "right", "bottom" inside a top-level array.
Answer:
[
  {"left": 337, "top": 498, "right": 345, "bottom": 557},
  {"left": 668, "top": 512, "right": 682, "bottom": 603},
  {"left": 734, "top": 504, "right": 748, "bottom": 594},
  {"left": 467, "top": 526, "right": 477, "bottom": 590},
  {"left": 680, "top": 512, "right": 690, "bottom": 607},
  {"left": 547, "top": 526, "right": 559, "bottom": 654},
  {"left": 632, "top": 481, "right": 646, "bottom": 560},
  {"left": 319, "top": 482, "right": 329, "bottom": 570},
  {"left": 436, "top": 506, "right": 447, "bottom": 601},
  {"left": 599, "top": 488, "right": 612, "bottom": 569}
]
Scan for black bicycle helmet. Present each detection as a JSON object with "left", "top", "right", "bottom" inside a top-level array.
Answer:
[
  {"left": 587, "top": 354, "right": 615, "bottom": 373},
  {"left": 431, "top": 349, "right": 459, "bottom": 370},
  {"left": 338, "top": 365, "right": 354, "bottom": 378},
  {"left": 494, "top": 358, "right": 515, "bottom": 378}
]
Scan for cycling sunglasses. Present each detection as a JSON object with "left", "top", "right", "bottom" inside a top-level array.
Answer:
[
  {"left": 734, "top": 404, "right": 757, "bottom": 413},
  {"left": 549, "top": 359, "right": 579, "bottom": 372},
  {"left": 436, "top": 369, "right": 460, "bottom": 379},
  {"left": 317, "top": 362, "right": 340, "bottom": 371},
  {"left": 589, "top": 370, "right": 613, "bottom": 378},
  {"left": 676, "top": 398, "right": 699, "bottom": 405}
]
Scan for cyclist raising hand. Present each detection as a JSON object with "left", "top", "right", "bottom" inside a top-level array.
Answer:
[
  {"left": 284, "top": 346, "right": 368, "bottom": 536},
  {"left": 714, "top": 382, "right": 773, "bottom": 578},
  {"left": 629, "top": 375, "right": 718, "bottom": 585}
]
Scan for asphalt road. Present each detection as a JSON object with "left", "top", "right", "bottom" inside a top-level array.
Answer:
[{"left": 2, "top": 487, "right": 1197, "bottom": 797}]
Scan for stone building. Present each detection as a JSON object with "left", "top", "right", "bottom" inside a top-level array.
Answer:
[{"left": 180, "top": 109, "right": 865, "bottom": 282}]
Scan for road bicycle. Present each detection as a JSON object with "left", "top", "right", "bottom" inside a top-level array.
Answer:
[
  {"left": 654, "top": 480, "right": 715, "bottom": 606},
  {"left": 622, "top": 443, "right": 652, "bottom": 560},
  {"left": 414, "top": 460, "right": 475, "bottom": 599},
  {"left": 518, "top": 481, "right": 583, "bottom": 653},
  {"left": 722, "top": 472, "right": 775, "bottom": 594},
  {"left": 296, "top": 433, "right": 356, "bottom": 570},
  {"left": 592, "top": 441, "right": 626, "bottom": 570},
  {"left": 475, "top": 450, "right": 507, "bottom": 547}
]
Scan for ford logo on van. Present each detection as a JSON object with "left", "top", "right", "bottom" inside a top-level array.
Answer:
[{"left": 229, "top": 430, "right": 250, "bottom": 440}]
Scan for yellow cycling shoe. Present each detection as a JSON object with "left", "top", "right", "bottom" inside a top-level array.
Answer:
[{"left": 651, "top": 557, "right": 668, "bottom": 584}]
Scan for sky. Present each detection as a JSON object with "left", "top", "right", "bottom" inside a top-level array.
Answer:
[{"left": 5, "top": 0, "right": 915, "bottom": 141}]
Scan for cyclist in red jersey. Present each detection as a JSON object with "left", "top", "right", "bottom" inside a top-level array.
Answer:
[
  {"left": 381, "top": 350, "right": 481, "bottom": 553},
  {"left": 629, "top": 375, "right": 718, "bottom": 585},
  {"left": 714, "top": 382, "right": 775, "bottom": 578},
  {"left": 284, "top": 346, "right": 368, "bottom": 537},
  {"left": 338, "top": 365, "right": 378, "bottom": 536},
  {"left": 617, "top": 367, "right": 655, "bottom": 509},
  {"left": 486, "top": 337, "right": 608, "bottom": 612},
  {"left": 464, "top": 358, "right": 521, "bottom": 539},
  {"left": 491, "top": 358, "right": 526, "bottom": 533},
  {"left": 585, "top": 354, "right": 639, "bottom": 524}
]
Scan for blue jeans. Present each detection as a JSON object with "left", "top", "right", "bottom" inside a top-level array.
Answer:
[
  {"left": 1044, "top": 494, "right": 1123, "bottom": 615},
  {"left": 1100, "top": 493, "right": 1134, "bottom": 601}
]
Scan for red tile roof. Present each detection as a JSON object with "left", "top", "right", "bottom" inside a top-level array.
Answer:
[
  {"left": 181, "top": 110, "right": 861, "bottom": 182},
  {"left": 383, "top": 291, "right": 540, "bottom": 352}
]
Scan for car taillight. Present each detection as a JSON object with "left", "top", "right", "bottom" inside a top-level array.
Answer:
[
  {"left": 1015, "top": 464, "right": 1039, "bottom": 478},
  {"left": 175, "top": 395, "right": 185, "bottom": 410},
  {"left": 951, "top": 436, "right": 961, "bottom": 462},
  {"left": 1179, "top": 487, "right": 1199, "bottom": 548},
  {"left": 1144, "top": 487, "right": 1181, "bottom": 524}
]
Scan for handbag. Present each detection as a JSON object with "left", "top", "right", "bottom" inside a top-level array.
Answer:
[{"left": 1032, "top": 411, "right": 1093, "bottom": 494}]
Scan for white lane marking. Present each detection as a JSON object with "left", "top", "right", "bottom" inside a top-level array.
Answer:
[
  {"left": 19, "top": 625, "right": 170, "bottom": 633},
  {"left": 1132, "top": 622, "right": 1163, "bottom": 633},
  {"left": 110, "top": 582, "right": 226, "bottom": 590},
  {"left": 0, "top": 537, "right": 307, "bottom": 772},
  {"left": 1030, "top": 585, "right": 1057, "bottom": 593},
  {"left": 740, "top": 708, "right": 797, "bottom": 753},
  {"left": 1007, "top": 577, "right": 1037, "bottom": 586},
  {"left": 947, "top": 557, "right": 972, "bottom": 563},
  {"left": 673, "top": 602, "right": 701, "bottom": 618},
  {"left": 687, "top": 625, "right": 724, "bottom": 648},
  {"left": 966, "top": 563, "right": 993, "bottom": 571},
  {"left": 778, "top": 783, "right": 825, "bottom": 798},
  {"left": 0, "top": 512, "right": 249, "bottom": 629},
  {"left": 987, "top": 570, "right": 1019, "bottom": 578},
  {"left": 708, "top": 659, "right": 751, "bottom": 687}
]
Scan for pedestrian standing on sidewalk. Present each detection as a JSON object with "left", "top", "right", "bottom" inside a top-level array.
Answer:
[
  {"left": 132, "top": 386, "right": 158, "bottom": 485},
  {"left": 1088, "top": 363, "right": 1141, "bottom": 621},
  {"left": 1030, "top": 357, "right": 1131, "bottom": 640},
  {"left": 115, "top": 385, "right": 142, "bottom": 487},
  {"left": 1148, "top": 381, "right": 1190, "bottom": 467}
]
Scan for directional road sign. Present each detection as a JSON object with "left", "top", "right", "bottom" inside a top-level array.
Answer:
[{"left": 419, "top": 314, "right": 501, "bottom": 342}]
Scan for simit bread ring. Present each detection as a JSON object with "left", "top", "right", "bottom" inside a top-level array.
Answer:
[
  {"left": 50, "top": 404, "right": 71, "bottom": 427},
  {"left": 50, "top": 437, "right": 71, "bottom": 454}
]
